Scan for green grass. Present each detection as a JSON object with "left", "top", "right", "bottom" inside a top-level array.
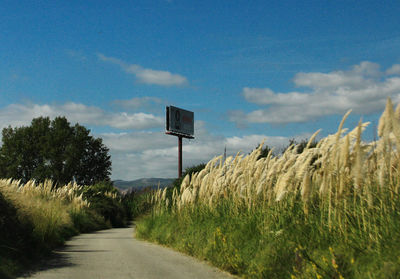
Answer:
[
  {"left": 137, "top": 102, "right": 400, "bottom": 278},
  {"left": 136, "top": 193, "right": 400, "bottom": 279}
]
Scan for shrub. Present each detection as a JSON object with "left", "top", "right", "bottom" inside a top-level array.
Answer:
[
  {"left": 122, "top": 188, "right": 153, "bottom": 220},
  {"left": 79, "top": 181, "right": 127, "bottom": 227}
]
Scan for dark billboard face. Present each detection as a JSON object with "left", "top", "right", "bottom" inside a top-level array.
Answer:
[{"left": 166, "top": 106, "right": 194, "bottom": 136}]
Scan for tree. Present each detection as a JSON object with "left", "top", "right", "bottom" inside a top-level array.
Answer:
[
  {"left": 279, "top": 138, "right": 318, "bottom": 155},
  {"left": 257, "top": 144, "right": 274, "bottom": 160},
  {"left": 0, "top": 116, "right": 111, "bottom": 185}
]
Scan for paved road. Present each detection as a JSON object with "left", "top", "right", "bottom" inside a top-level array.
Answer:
[{"left": 21, "top": 226, "right": 235, "bottom": 279}]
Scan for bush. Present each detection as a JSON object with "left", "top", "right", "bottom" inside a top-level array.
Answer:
[
  {"left": 69, "top": 207, "right": 108, "bottom": 233},
  {"left": 80, "top": 181, "right": 127, "bottom": 227},
  {"left": 122, "top": 188, "right": 153, "bottom": 220}
]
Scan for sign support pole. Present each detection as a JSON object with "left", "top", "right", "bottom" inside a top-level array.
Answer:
[
  {"left": 178, "top": 136, "right": 183, "bottom": 178},
  {"left": 165, "top": 106, "right": 194, "bottom": 179}
]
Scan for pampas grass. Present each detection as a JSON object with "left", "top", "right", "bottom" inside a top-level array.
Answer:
[
  {"left": 0, "top": 179, "right": 90, "bottom": 244},
  {"left": 139, "top": 98, "right": 400, "bottom": 278},
  {"left": 154, "top": 99, "right": 398, "bottom": 220}
]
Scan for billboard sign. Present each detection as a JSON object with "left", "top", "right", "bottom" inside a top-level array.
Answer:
[{"left": 166, "top": 106, "right": 194, "bottom": 137}]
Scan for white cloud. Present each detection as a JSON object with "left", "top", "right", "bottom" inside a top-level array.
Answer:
[
  {"left": 97, "top": 53, "right": 188, "bottom": 86},
  {"left": 101, "top": 121, "right": 290, "bottom": 180},
  {"left": 101, "top": 131, "right": 176, "bottom": 152},
  {"left": 0, "top": 102, "right": 163, "bottom": 131},
  {"left": 233, "top": 62, "right": 400, "bottom": 124},
  {"left": 106, "top": 112, "right": 163, "bottom": 129},
  {"left": 293, "top": 62, "right": 381, "bottom": 90},
  {"left": 0, "top": 102, "right": 293, "bottom": 180},
  {"left": 387, "top": 64, "right": 400, "bottom": 75},
  {"left": 225, "top": 134, "right": 287, "bottom": 151},
  {"left": 113, "top": 97, "right": 164, "bottom": 110}
]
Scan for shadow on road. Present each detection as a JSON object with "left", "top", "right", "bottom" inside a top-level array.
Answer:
[
  {"left": 19, "top": 250, "right": 75, "bottom": 278},
  {"left": 19, "top": 243, "right": 111, "bottom": 278}
]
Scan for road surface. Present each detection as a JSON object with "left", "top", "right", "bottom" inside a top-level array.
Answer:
[{"left": 21, "top": 225, "right": 235, "bottom": 279}]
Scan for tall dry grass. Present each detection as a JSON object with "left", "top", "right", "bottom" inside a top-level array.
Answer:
[
  {"left": 157, "top": 98, "right": 399, "bottom": 232},
  {"left": 0, "top": 179, "right": 89, "bottom": 244},
  {"left": 1, "top": 178, "right": 133, "bottom": 278},
  {"left": 0, "top": 179, "right": 100, "bottom": 278},
  {"left": 140, "top": 98, "right": 400, "bottom": 278}
]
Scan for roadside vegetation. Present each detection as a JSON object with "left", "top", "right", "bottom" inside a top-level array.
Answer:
[
  {"left": 0, "top": 117, "right": 149, "bottom": 278},
  {"left": 137, "top": 98, "right": 400, "bottom": 278},
  {"left": 0, "top": 179, "right": 138, "bottom": 278}
]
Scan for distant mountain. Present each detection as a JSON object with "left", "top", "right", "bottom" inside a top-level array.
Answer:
[{"left": 113, "top": 178, "right": 175, "bottom": 191}]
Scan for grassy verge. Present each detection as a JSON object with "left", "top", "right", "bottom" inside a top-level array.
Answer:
[
  {"left": 137, "top": 195, "right": 400, "bottom": 278},
  {"left": 137, "top": 99, "right": 400, "bottom": 278},
  {"left": 0, "top": 179, "right": 127, "bottom": 278}
]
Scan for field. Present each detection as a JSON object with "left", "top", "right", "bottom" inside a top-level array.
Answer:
[{"left": 136, "top": 99, "right": 400, "bottom": 278}]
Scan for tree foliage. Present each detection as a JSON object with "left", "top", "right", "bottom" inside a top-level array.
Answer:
[
  {"left": 283, "top": 138, "right": 318, "bottom": 154},
  {"left": 257, "top": 144, "right": 274, "bottom": 160},
  {"left": 79, "top": 181, "right": 126, "bottom": 227},
  {"left": 0, "top": 116, "right": 111, "bottom": 185},
  {"left": 256, "top": 137, "right": 318, "bottom": 160}
]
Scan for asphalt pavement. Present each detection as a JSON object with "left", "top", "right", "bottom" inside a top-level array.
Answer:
[{"left": 21, "top": 225, "right": 236, "bottom": 279}]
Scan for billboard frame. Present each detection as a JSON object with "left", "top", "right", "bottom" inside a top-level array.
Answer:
[
  {"left": 166, "top": 106, "right": 194, "bottom": 139},
  {"left": 165, "top": 106, "right": 195, "bottom": 177}
]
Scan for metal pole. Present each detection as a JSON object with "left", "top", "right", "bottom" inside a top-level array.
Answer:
[{"left": 178, "top": 136, "right": 182, "bottom": 178}]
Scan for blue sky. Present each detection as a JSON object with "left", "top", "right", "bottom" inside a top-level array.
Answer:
[{"left": 1, "top": 0, "right": 400, "bottom": 180}]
